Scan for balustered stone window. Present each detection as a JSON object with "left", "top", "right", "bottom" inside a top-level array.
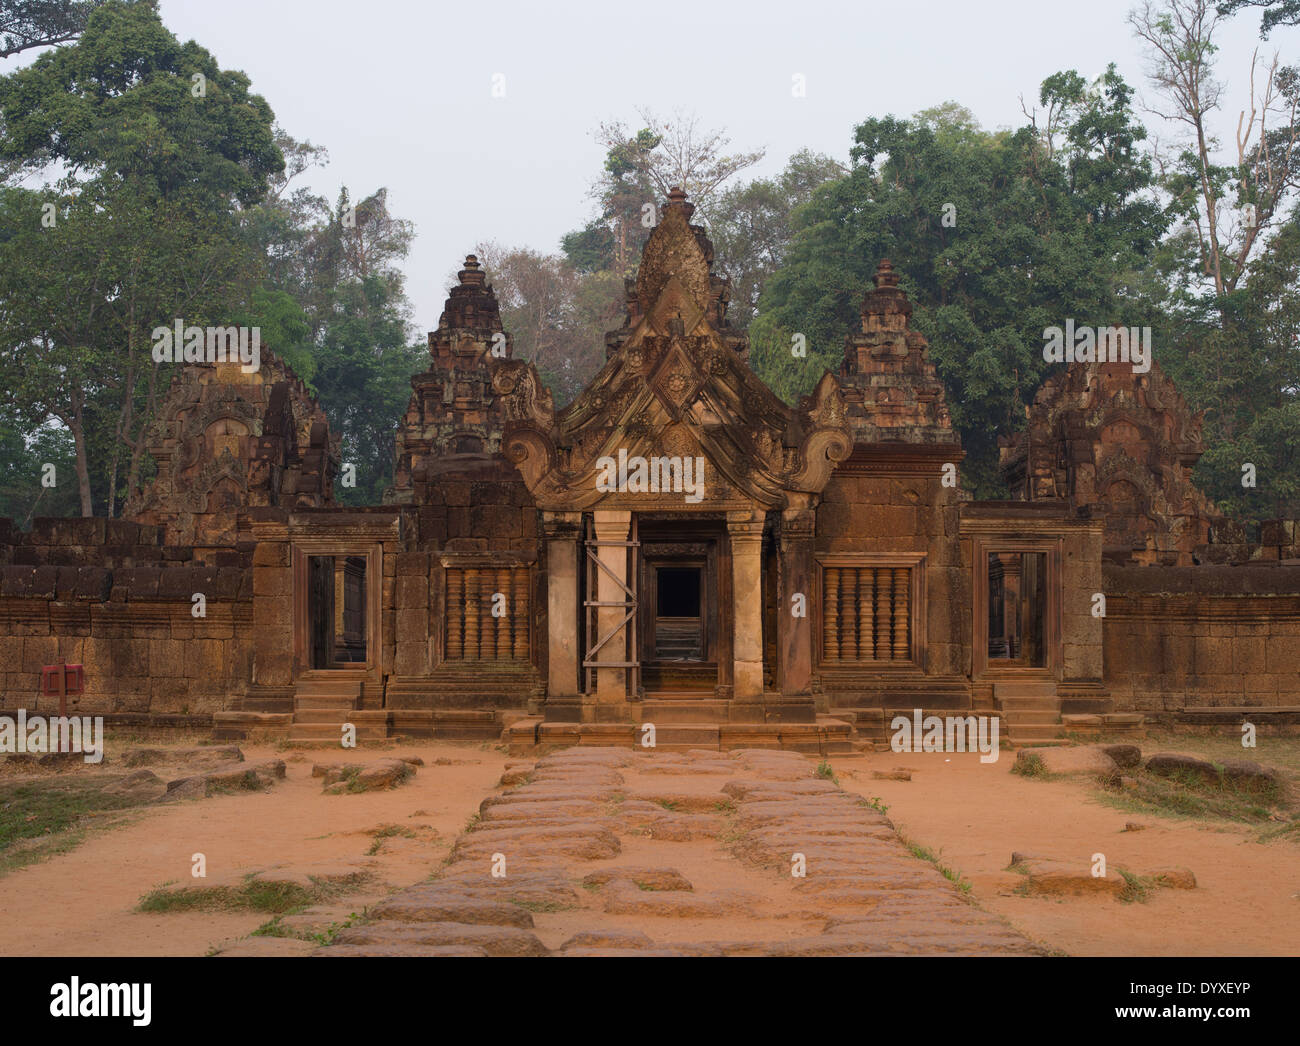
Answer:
[
  {"left": 444, "top": 565, "right": 530, "bottom": 662},
  {"left": 818, "top": 556, "right": 925, "bottom": 664}
]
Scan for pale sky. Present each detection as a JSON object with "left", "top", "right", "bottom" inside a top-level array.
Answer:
[{"left": 8, "top": 0, "right": 1297, "bottom": 333}]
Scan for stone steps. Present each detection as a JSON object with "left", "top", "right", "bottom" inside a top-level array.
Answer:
[
  {"left": 993, "top": 682, "right": 1062, "bottom": 746},
  {"left": 642, "top": 699, "right": 732, "bottom": 723}
]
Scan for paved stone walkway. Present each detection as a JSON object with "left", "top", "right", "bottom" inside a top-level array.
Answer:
[{"left": 316, "top": 747, "right": 1040, "bottom": 956}]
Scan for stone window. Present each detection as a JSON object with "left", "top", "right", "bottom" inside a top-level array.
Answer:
[
  {"left": 444, "top": 565, "right": 530, "bottom": 661},
  {"left": 819, "top": 562, "right": 918, "bottom": 663}
]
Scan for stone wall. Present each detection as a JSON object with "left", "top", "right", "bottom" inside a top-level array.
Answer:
[
  {"left": 1102, "top": 564, "right": 1300, "bottom": 710},
  {"left": 0, "top": 559, "right": 252, "bottom": 715},
  {"left": 815, "top": 452, "right": 969, "bottom": 704}
]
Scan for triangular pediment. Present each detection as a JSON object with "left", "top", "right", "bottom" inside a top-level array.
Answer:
[{"left": 501, "top": 189, "right": 853, "bottom": 511}]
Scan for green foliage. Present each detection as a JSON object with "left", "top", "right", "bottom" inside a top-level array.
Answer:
[
  {"left": 0, "top": 1, "right": 106, "bottom": 59},
  {"left": 752, "top": 73, "right": 1167, "bottom": 494},
  {"left": 1217, "top": 0, "right": 1300, "bottom": 36},
  {"left": 0, "top": 0, "right": 279, "bottom": 516},
  {"left": 0, "top": 417, "right": 80, "bottom": 523}
]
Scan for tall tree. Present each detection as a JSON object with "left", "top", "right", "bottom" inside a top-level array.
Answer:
[
  {"left": 0, "top": 0, "right": 280, "bottom": 515},
  {"left": 751, "top": 77, "right": 1166, "bottom": 494},
  {"left": 1217, "top": 0, "right": 1300, "bottom": 35},
  {"left": 0, "top": 0, "right": 104, "bottom": 58},
  {"left": 475, "top": 242, "right": 621, "bottom": 405},
  {"left": 708, "top": 149, "right": 847, "bottom": 330}
]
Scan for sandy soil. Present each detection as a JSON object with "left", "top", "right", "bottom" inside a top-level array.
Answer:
[
  {"left": 2, "top": 735, "right": 1296, "bottom": 956},
  {"left": 0, "top": 741, "right": 508, "bottom": 956},
  {"left": 834, "top": 746, "right": 1300, "bottom": 956}
]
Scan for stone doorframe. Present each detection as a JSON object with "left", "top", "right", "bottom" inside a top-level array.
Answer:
[
  {"left": 290, "top": 538, "right": 384, "bottom": 687},
  {"left": 969, "top": 534, "right": 1063, "bottom": 681}
]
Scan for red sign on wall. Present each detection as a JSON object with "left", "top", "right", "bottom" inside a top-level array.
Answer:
[{"left": 40, "top": 664, "right": 84, "bottom": 697}]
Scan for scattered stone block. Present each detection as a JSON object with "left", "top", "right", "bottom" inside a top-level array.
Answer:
[
  {"left": 1101, "top": 743, "right": 1142, "bottom": 768},
  {"left": 123, "top": 745, "right": 243, "bottom": 769},
  {"left": 1015, "top": 746, "right": 1118, "bottom": 777}
]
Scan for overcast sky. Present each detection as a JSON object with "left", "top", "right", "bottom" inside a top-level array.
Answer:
[{"left": 10, "top": 1, "right": 1296, "bottom": 333}]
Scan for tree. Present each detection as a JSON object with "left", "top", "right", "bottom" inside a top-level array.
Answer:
[
  {"left": 751, "top": 78, "right": 1167, "bottom": 493},
  {"left": 303, "top": 189, "right": 421, "bottom": 505},
  {"left": 0, "top": 0, "right": 104, "bottom": 58},
  {"left": 574, "top": 111, "right": 766, "bottom": 276},
  {"left": 475, "top": 242, "right": 621, "bottom": 405},
  {"left": 1130, "top": 0, "right": 1300, "bottom": 301},
  {"left": 1217, "top": 0, "right": 1300, "bottom": 35},
  {"left": 1130, "top": 0, "right": 1300, "bottom": 516},
  {"left": 0, "top": 0, "right": 281, "bottom": 516},
  {"left": 708, "top": 150, "right": 847, "bottom": 329}
]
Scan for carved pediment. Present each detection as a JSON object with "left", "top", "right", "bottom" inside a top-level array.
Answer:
[{"left": 505, "top": 188, "right": 851, "bottom": 512}]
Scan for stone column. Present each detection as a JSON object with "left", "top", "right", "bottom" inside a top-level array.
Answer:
[
  {"left": 593, "top": 509, "right": 632, "bottom": 703},
  {"left": 778, "top": 506, "right": 816, "bottom": 699},
  {"left": 542, "top": 511, "right": 582, "bottom": 718},
  {"left": 727, "top": 510, "right": 766, "bottom": 704}
]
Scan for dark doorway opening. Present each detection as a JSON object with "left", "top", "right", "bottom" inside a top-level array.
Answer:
[
  {"left": 987, "top": 551, "right": 1046, "bottom": 666},
  {"left": 307, "top": 554, "right": 368, "bottom": 669},
  {"left": 656, "top": 567, "right": 701, "bottom": 617},
  {"left": 654, "top": 566, "right": 703, "bottom": 661}
]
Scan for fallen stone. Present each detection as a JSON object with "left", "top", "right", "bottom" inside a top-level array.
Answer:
[
  {"left": 1009, "top": 856, "right": 1124, "bottom": 898},
  {"left": 101, "top": 769, "right": 168, "bottom": 802},
  {"left": 1015, "top": 746, "right": 1118, "bottom": 777},
  {"left": 872, "top": 770, "right": 911, "bottom": 781},
  {"left": 321, "top": 758, "right": 415, "bottom": 794},
  {"left": 162, "top": 759, "right": 286, "bottom": 799},
  {"left": 1145, "top": 752, "right": 1220, "bottom": 784},
  {"left": 123, "top": 745, "right": 243, "bottom": 769},
  {"left": 1219, "top": 759, "right": 1280, "bottom": 793},
  {"left": 1151, "top": 867, "right": 1197, "bottom": 890},
  {"left": 1101, "top": 743, "right": 1142, "bottom": 768}
]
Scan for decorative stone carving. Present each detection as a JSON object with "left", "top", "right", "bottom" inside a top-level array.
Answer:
[
  {"left": 1000, "top": 357, "right": 1222, "bottom": 565},
  {"left": 504, "top": 188, "right": 852, "bottom": 513},
  {"left": 124, "top": 353, "right": 337, "bottom": 548}
]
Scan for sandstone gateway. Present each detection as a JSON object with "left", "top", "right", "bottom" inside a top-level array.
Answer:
[{"left": 3, "top": 189, "right": 1298, "bottom": 750}]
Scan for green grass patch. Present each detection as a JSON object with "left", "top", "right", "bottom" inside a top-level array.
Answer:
[
  {"left": 137, "top": 872, "right": 369, "bottom": 915},
  {"left": 858, "top": 795, "right": 889, "bottom": 816},
  {"left": 1117, "top": 868, "right": 1158, "bottom": 904},
  {"left": 653, "top": 799, "right": 680, "bottom": 811},
  {"left": 815, "top": 760, "right": 838, "bottom": 785},
  {"left": 712, "top": 799, "right": 736, "bottom": 815},
  {"left": 365, "top": 824, "right": 417, "bottom": 855},
  {"left": 1096, "top": 765, "right": 1288, "bottom": 828},
  {"left": 1011, "top": 753, "right": 1049, "bottom": 779},
  {"left": 903, "top": 838, "right": 973, "bottom": 897},
  {"left": 0, "top": 778, "right": 141, "bottom": 877}
]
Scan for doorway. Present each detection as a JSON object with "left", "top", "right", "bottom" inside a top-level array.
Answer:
[
  {"left": 655, "top": 566, "right": 703, "bottom": 660},
  {"left": 636, "top": 517, "right": 723, "bottom": 693},
  {"left": 307, "top": 554, "right": 368, "bottom": 669},
  {"left": 986, "top": 551, "right": 1046, "bottom": 667}
]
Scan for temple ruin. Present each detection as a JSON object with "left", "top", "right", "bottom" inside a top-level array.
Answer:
[{"left": 2, "top": 189, "right": 1297, "bottom": 749}]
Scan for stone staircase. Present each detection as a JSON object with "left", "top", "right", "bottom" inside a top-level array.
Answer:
[
  {"left": 288, "top": 678, "right": 387, "bottom": 743},
  {"left": 993, "top": 681, "right": 1065, "bottom": 746}
]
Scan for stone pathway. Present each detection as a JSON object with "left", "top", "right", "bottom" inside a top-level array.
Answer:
[{"left": 316, "top": 747, "right": 1040, "bottom": 956}]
